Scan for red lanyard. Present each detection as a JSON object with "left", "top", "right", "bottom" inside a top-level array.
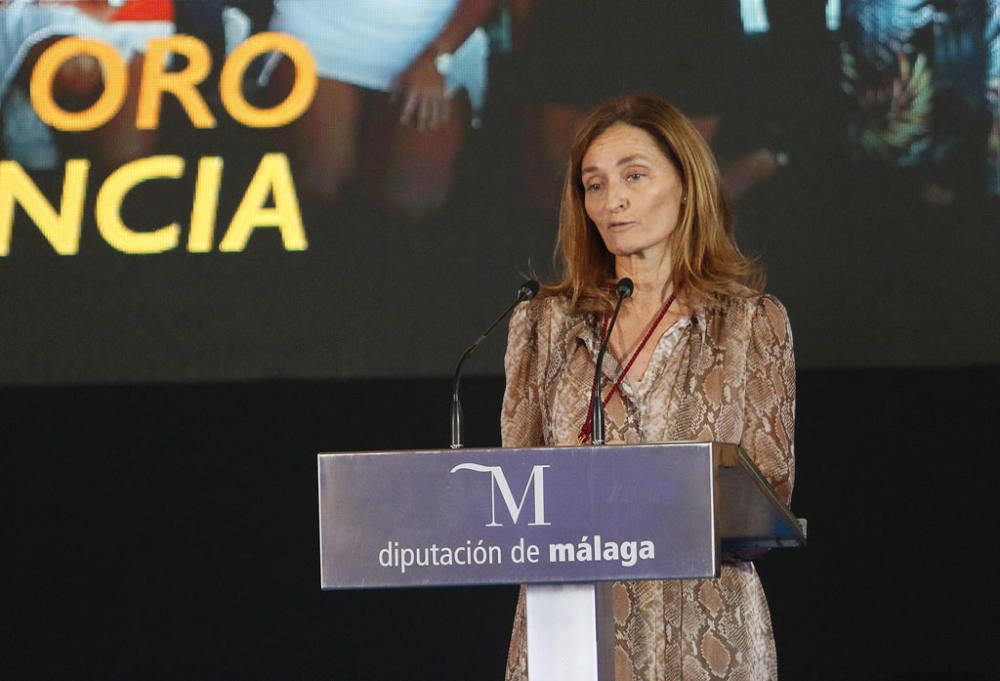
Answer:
[{"left": 578, "top": 289, "right": 679, "bottom": 443}]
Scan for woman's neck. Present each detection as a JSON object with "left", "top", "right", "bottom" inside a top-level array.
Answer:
[{"left": 615, "top": 251, "right": 674, "bottom": 316}]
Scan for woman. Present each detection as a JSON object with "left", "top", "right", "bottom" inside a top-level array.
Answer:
[
  {"left": 268, "top": 0, "right": 495, "bottom": 218},
  {"left": 502, "top": 95, "right": 795, "bottom": 680}
]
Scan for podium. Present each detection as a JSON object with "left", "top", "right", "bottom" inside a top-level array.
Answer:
[{"left": 318, "top": 442, "right": 805, "bottom": 680}]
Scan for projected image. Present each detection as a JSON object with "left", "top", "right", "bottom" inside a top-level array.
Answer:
[
  {"left": 993, "top": 0, "right": 1000, "bottom": 194},
  {"left": 512, "top": 0, "right": 784, "bottom": 212},
  {"left": 267, "top": 0, "right": 494, "bottom": 219},
  {"left": 1, "top": 0, "right": 996, "bottom": 384},
  {"left": 0, "top": 0, "right": 175, "bottom": 169},
  {"left": 0, "top": 1, "right": 315, "bottom": 258},
  {"left": 0, "top": 0, "right": 271, "bottom": 169},
  {"left": 836, "top": 0, "right": 998, "bottom": 202},
  {"left": 738, "top": 0, "right": 998, "bottom": 201}
]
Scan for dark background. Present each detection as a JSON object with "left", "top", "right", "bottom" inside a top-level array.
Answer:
[
  {"left": 3, "top": 367, "right": 997, "bottom": 680},
  {"left": 3, "top": 2, "right": 998, "bottom": 679}
]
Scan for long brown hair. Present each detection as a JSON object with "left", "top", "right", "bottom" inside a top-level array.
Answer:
[{"left": 546, "top": 95, "right": 763, "bottom": 312}]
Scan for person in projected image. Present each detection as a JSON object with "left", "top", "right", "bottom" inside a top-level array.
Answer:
[
  {"left": 840, "top": 0, "right": 997, "bottom": 203},
  {"left": 509, "top": 0, "right": 783, "bottom": 214},
  {"left": 502, "top": 95, "right": 795, "bottom": 681},
  {"left": 267, "top": 0, "right": 497, "bottom": 220},
  {"left": 0, "top": 0, "right": 174, "bottom": 169}
]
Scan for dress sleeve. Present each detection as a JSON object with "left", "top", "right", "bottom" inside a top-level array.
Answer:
[
  {"left": 501, "top": 302, "right": 546, "bottom": 448},
  {"left": 740, "top": 295, "right": 796, "bottom": 505}
]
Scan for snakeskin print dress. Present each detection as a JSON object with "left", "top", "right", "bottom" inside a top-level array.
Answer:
[{"left": 501, "top": 293, "right": 795, "bottom": 681}]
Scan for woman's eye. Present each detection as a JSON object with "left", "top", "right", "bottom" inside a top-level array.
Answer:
[
  {"left": 627, "top": 172, "right": 645, "bottom": 182},
  {"left": 585, "top": 182, "right": 602, "bottom": 192}
]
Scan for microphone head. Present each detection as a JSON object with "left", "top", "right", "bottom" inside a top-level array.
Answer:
[
  {"left": 616, "top": 277, "right": 634, "bottom": 299},
  {"left": 517, "top": 279, "right": 540, "bottom": 301}
]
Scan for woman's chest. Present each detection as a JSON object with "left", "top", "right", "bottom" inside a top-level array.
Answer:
[
  {"left": 541, "top": 331, "right": 700, "bottom": 445},
  {"left": 541, "top": 318, "right": 754, "bottom": 447}
]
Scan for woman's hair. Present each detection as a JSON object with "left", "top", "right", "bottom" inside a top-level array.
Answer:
[{"left": 546, "top": 95, "right": 763, "bottom": 312}]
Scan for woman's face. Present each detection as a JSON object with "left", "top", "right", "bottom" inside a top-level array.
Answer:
[{"left": 580, "top": 123, "right": 684, "bottom": 261}]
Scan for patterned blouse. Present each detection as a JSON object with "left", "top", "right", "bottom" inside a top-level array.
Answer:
[{"left": 501, "top": 292, "right": 796, "bottom": 681}]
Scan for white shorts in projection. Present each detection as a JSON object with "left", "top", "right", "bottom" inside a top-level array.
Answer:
[{"left": 269, "top": 0, "right": 488, "bottom": 111}]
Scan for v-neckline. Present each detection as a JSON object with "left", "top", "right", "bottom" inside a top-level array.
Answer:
[
  {"left": 613, "top": 316, "right": 690, "bottom": 394},
  {"left": 585, "top": 314, "right": 691, "bottom": 396}
]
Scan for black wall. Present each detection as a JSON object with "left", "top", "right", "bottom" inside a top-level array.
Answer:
[{"left": 4, "top": 367, "right": 996, "bottom": 680}]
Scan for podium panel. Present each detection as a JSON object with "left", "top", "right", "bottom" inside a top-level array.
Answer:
[
  {"left": 318, "top": 441, "right": 805, "bottom": 681},
  {"left": 320, "top": 440, "right": 809, "bottom": 589},
  {"left": 319, "top": 442, "right": 723, "bottom": 588}
]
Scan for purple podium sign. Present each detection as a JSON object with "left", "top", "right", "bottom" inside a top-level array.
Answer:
[
  {"left": 318, "top": 442, "right": 724, "bottom": 589},
  {"left": 318, "top": 441, "right": 805, "bottom": 680}
]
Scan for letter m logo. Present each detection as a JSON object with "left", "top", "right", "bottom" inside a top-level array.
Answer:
[{"left": 450, "top": 463, "right": 551, "bottom": 527}]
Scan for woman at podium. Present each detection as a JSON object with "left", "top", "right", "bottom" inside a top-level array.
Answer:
[{"left": 502, "top": 95, "right": 795, "bottom": 680}]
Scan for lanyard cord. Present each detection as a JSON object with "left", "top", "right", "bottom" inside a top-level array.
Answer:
[{"left": 578, "top": 289, "right": 679, "bottom": 443}]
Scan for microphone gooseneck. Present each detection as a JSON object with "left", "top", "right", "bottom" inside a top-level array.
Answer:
[
  {"left": 591, "top": 277, "right": 634, "bottom": 445},
  {"left": 450, "top": 280, "right": 540, "bottom": 449}
]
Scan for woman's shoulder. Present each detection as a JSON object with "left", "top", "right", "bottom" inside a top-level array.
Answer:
[
  {"left": 738, "top": 293, "right": 789, "bottom": 322},
  {"left": 739, "top": 294, "right": 793, "bottom": 347},
  {"left": 508, "top": 293, "right": 593, "bottom": 358},
  {"left": 694, "top": 291, "right": 791, "bottom": 345},
  {"left": 513, "top": 292, "right": 581, "bottom": 327},
  {"left": 697, "top": 291, "right": 789, "bottom": 318}
]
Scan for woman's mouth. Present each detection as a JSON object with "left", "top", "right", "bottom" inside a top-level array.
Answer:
[{"left": 608, "top": 221, "right": 635, "bottom": 230}]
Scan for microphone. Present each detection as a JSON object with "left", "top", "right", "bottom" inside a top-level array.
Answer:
[
  {"left": 450, "top": 280, "right": 540, "bottom": 449},
  {"left": 590, "top": 277, "right": 633, "bottom": 445}
]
